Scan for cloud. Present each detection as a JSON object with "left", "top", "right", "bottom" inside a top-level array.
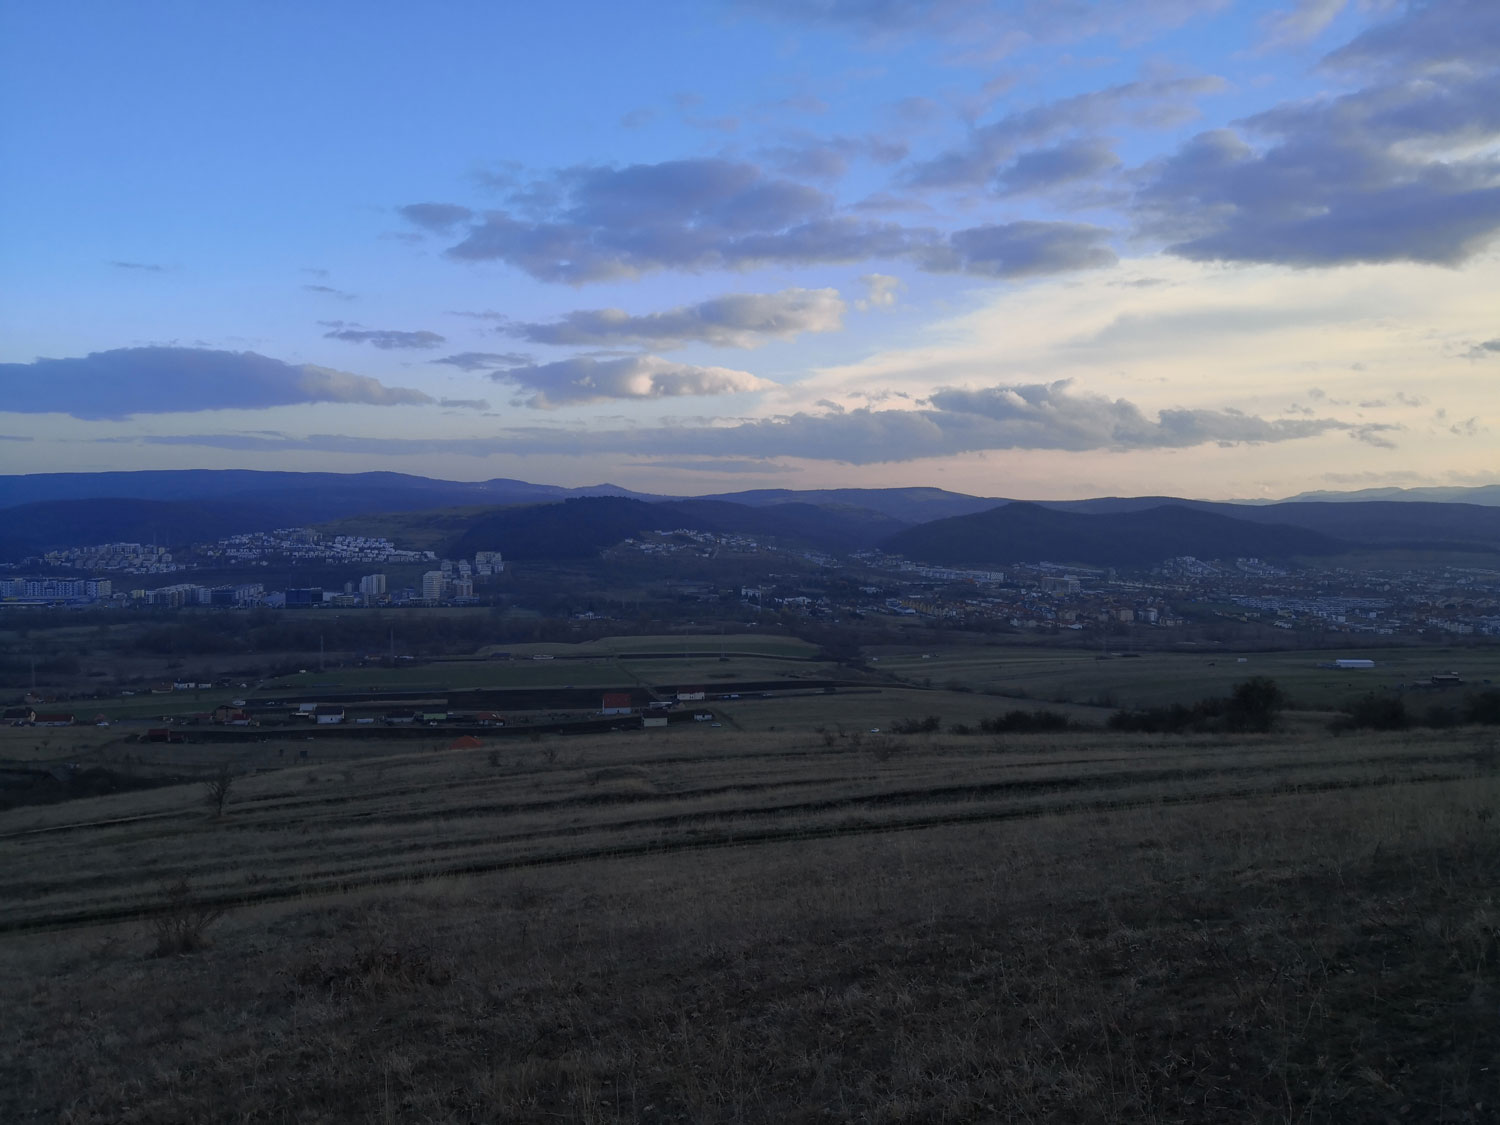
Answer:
[
  {"left": 438, "top": 398, "right": 491, "bottom": 410},
  {"left": 323, "top": 328, "right": 446, "bottom": 349},
  {"left": 638, "top": 459, "right": 793, "bottom": 474},
  {"left": 302, "top": 283, "right": 356, "bottom": 300},
  {"left": 906, "top": 74, "right": 1223, "bottom": 190},
  {"left": 397, "top": 202, "right": 475, "bottom": 233},
  {"left": 759, "top": 134, "right": 909, "bottom": 182},
  {"left": 434, "top": 351, "right": 533, "bottom": 371},
  {"left": 0, "top": 347, "right": 434, "bottom": 419},
  {"left": 109, "top": 260, "right": 166, "bottom": 272},
  {"left": 993, "top": 138, "right": 1122, "bottom": 196},
  {"left": 739, "top": 0, "right": 1226, "bottom": 51},
  {"left": 496, "top": 355, "right": 774, "bottom": 408},
  {"left": 1323, "top": 0, "right": 1498, "bottom": 73},
  {"left": 1137, "top": 3, "right": 1500, "bottom": 267},
  {"left": 404, "top": 155, "right": 1123, "bottom": 282},
  {"left": 137, "top": 378, "right": 1387, "bottom": 463},
  {"left": 1465, "top": 338, "right": 1500, "bottom": 358},
  {"left": 1260, "top": 0, "right": 1347, "bottom": 50},
  {"left": 929, "top": 221, "right": 1117, "bottom": 277},
  {"left": 858, "top": 273, "right": 901, "bottom": 309},
  {"left": 507, "top": 288, "right": 846, "bottom": 349}
]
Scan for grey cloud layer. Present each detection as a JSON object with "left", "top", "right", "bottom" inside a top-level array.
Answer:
[
  {"left": 127, "top": 380, "right": 1386, "bottom": 461},
  {"left": 0, "top": 348, "right": 434, "bottom": 420},
  {"left": 905, "top": 75, "right": 1223, "bottom": 191},
  {"left": 495, "top": 355, "right": 772, "bottom": 408},
  {"left": 401, "top": 158, "right": 1117, "bottom": 282},
  {"left": 434, "top": 351, "right": 534, "bottom": 371},
  {"left": 508, "top": 288, "right": 846, "bottom": 348},
  {"left": 323, "top": 328, "right": 446, "bottom": 349},
  {"left": 1136, "top": 0, "right": 1500, "bottom": 266}
]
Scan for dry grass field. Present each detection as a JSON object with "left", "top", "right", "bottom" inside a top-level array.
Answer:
[{"left": 3, "top": 715, "right": 1499, "bottom": 1122}]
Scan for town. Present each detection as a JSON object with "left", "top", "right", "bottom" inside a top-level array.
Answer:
[{"left": 3, "top": 521, "right": 1498, "bottom": 641}]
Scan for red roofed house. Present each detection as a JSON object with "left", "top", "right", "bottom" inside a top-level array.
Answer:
[{"left": 601, "top": 692, "right": 633, "bottom": 715}]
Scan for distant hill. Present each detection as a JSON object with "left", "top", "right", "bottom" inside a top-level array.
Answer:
[
  {"left": 881, "top": 503, "right": 1351, "bottom": 568},
  {"left": 0, "top": 470, "right": 657, "bottom": 519},
  {"left": 697, "top": 486, "right": 1002, "bottom": 523},
  {"left": 0, "top": 498, "right": 288, "bottom": 560},
  {"left": 1280, "top": 484, "right": 1500, "bottom": 505},
  {"left": 1035, "top": 497, "right": 1500, "bottom": 551},
  {"left": 4, "top": 470, "right": 1498, "bottom": 564},
  {"left": 444, "top": 496, "right": 910, "bottom": 561}
]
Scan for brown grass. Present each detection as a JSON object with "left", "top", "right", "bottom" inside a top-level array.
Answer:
[{"left": 2, "top": 724, "right": 1498, "bottom": 1121}]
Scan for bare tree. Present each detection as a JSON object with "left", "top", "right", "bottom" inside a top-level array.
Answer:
[{"left": 203, "top": 763, "right": 234, "bottom": 817}]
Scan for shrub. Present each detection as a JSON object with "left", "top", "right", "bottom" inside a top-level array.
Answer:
[
  {"left": 202, "top": 763, "right": 234, "bottom": 817},
  {"left": 1110, "top": 678, "right": 1285, "bottom": 735},
  {"left": 890, "top": 715, "right": 941, "bottom": 734},
  {"left": 1332, "top": 692, "right": 1409, "bottom": 732},
  {"left": 982, "top": 709, "right": 1073, "bottom": 734},
  {"left": 148, "top": 879, "right": 224, "bottom": 957},
  {"left": 1466, "top": 689, "right": 1500, "bottom": 725}
]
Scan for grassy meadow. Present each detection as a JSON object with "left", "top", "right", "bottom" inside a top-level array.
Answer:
[{"left": 3, "top": 711, "right": 1500, "bottom": 1121}]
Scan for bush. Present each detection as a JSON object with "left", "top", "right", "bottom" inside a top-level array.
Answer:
[
  {"left": 1466, "top": 689, "right": 1500, "bottom": 725},
  {"left": 1110, "top": 678, "right": 1285, "bottom": 735},
  {"left": 890, "top": 715, "right": 941, "bottom": 734},
  {"left": 148, "top": 879, "right": 224, "bottom": 957},
  {"left": 981, "top": 709, "right": 1073, "bottom": 734},
  {"left": 1332, "top": 692, "right": 1409, "bottom": 732}
]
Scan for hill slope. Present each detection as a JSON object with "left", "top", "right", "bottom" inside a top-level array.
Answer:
[
  {"left": 882, "top": 502, "right": 1350, "bottom": 567},
  {"left": 444, "top": 496, "right": 909, "bottom": 560},
  {"left": 0, "top": 498, "right": 289, "bottom": 560}
]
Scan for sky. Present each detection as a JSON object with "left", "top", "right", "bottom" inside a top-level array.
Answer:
[{"left": 1, "top": 0, "right": 1497, "bottom": 501}]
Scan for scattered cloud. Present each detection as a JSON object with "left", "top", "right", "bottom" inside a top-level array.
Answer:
[
  {"left": 397, "top": 202, "right": 475, "bottom": 233},
  {"left": 507, "top": 288, "right": 846, "bottom": 349},
  {"left": 759, "top": 134, "right": 909, "bottom": 182},
  {"left": 438, "top": 398, "right": 491, "bottom": 410},
  {"left": 906, "top": 75, "right": 1223, "bottom": 191},
  {"left": 109, "top": 260, "right": 165, "bottom": 272},
  {"left": 1465, "top": 338, "right": 1500, "bottom": 358},
  {"left": 638, "top": 459, "right": 792, "bottom": 474},
  {"left": 0, "top": 347, "right": 433, "bottom": 419},
  {"left": 434, "top": 351, "right": 533, "bottom": 371},
  {"left": 929, "top": 221, "right": 1117, "bottom": 277},
  {"left": 1138, "top": 2, "right": 1500, "bottom": 267},
  {"left": 858, "top": 273, "right": 901, "bottom": 309},
  {"left": 494, "top": 355, "right": 774, "bottom": 408},
  {"left": 993, "top": 138, "right": 1121, "bottom": 196},
  {"left": 403, "top": 157, "right": 1117, "bottom": 283},
  {"left": 1260, "top": 0, "right": 1348, "bottom": 50},
  {"left": 302, "top": 283, "right": 356, "bottom": 300},
  {"left": 135, "top": 378, "right": 1390, "bottom": 464},
  {"left": 323, "top": 327, "right": 446, "bottom": 349}
]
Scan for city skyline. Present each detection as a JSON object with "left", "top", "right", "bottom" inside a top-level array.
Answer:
[{"left": 2, "top": 0, "right": 1497, "bottom": 501}]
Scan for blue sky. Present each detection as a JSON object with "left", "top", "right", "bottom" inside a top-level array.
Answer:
[{"left": 2, "top": 0, "right": 1496, "bottom": 499}]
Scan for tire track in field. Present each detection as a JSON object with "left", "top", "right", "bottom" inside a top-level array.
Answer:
[{"left": 1, "top": 765, "right": 1490, "bottom": 936}]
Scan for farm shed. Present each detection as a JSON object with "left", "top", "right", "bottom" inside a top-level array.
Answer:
[{"left": 601, "top": 692, "right": 633, "bottom": 716}]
